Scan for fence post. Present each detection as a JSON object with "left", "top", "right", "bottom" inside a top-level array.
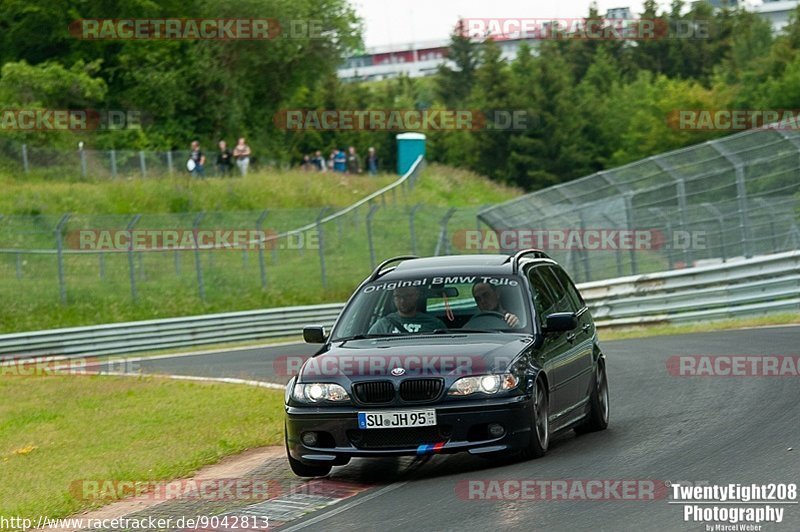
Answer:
[
  {"left": 99, "top": 252, "right": 105, "bottom": 278},
  {"left": 710, "top": 141, "right": 753, "bottom": 259},
  {"left": 316, "top": 207, "right": 331, "bottom": 290},
  {"left": 139, "top": 150, "right": 147, "bottom": 178},
  {"left": 256, "top": 210, "right": 268, "bottom": 290},
  {"left": 110, "top": 149, "right": 117, "bottom": 178},
  {"left": 174, "top": 250, "right": 181, "bottom": 275},
  {"left": 601, "top": 214, "right": 623, "bottom": 277},
  {"left": 16, "top": 252, "right": 22, "bottom": 280},
  {"left": 648, "top": 207, "right": 674, "bottom": 271},
  {"left": 21, "top": 144, "right": 29, "bottom": 174},
  {"left": 166, "top": 150, "right": 174, "bottom": 175},
  {"left": 126, "top": 214, "right": 141, "bottom": 303},
  {"left": 653, "top": 157, "right": 692, "bottom": 267},
  {"left": 193, "top": 213, "right": 206, "bottom": 301},
  {"left": 624, "top": 192, "right": 638, "bottom": 274},
  {"left": 434, "top": 208, "right": 456, "bottom": 256},
  {"left": 79, "top": 143, "right": 87, "bottom": 178},
  {"left": 702, "top": 203, "right": 726, "bottom": 263},
  {"left": 578, "top": 212, "right": 591, "bottom": 281},
  {"left": 409, "top": 204, "right": 422, "bottom": 255},
  {"left": 55, "top": 214, "right": 71, "bottom": 304},
  {"left": 366, "top": 204, "right": 380, "bottom": 269}
]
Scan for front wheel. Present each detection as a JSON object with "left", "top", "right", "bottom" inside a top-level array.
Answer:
[
  {"left": 285, "top": 424, "right": 332, "bottom": 477},
  {"left": 520, "top": 376, "right": 549, "bottom": 460},
  {"left": 287, "top": 453, "right": 332, "bottom": 477},
  {"left": 575, "top": 359, "right": 610, "bottom": 434}
]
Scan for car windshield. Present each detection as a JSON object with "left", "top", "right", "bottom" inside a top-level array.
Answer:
[{"left": 331, "top": 274, "right": 531, "bottom": 341}]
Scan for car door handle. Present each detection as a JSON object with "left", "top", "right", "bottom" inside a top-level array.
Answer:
[
  {"left": 582, "top": 324, "right": 591, "bottom": 332},
  {"left": 566, "top": 333, "right": 576, "bottom": 342}
]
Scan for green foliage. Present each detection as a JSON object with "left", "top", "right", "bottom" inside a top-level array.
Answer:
[{"left": 3, "top": 1, "right": 800, "bottom": 191}]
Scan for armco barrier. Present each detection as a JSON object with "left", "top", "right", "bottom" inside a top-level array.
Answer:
[{"left": 0, "top": 251, "right": 797, "bottom": 359}]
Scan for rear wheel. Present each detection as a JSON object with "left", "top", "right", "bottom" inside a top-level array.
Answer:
[
  {"left": 520, "top": 376, "right": 549, "bottom": 459},
  {"left": 575, "top": 359, "right": 609, "bottom": 434}
]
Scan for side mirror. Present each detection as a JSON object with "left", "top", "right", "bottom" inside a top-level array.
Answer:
[
  {"left": 303, "top": 325, "right": 328, "bottom": 344},
  {"left": 544, "top": 312, "right": 578, "bottom": 333}
]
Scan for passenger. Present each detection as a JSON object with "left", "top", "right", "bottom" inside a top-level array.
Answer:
[
  {"left": 471, "top": 282, "right": 519, "bottom": 327},
  {"left": 368, "top": 286, "right": 445, "bottom": 334}
]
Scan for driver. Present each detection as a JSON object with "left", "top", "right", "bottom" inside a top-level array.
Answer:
[
  {"left": 368, "top": 286, "right": 446, "bottom": 334},
  {"left": 471, "top": 282, "right": 519, "bottom": 327}
]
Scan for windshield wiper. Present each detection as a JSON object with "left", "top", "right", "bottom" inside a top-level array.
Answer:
[
  {"left": 432, "top": 328, "right": 494, "bottom": 334},
  {"left": 336, "top": 333, "right": 398, "bottom": 342}
]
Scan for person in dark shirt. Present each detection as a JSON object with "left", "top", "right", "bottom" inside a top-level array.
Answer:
[
  {"left": 216, "top": 140, "right": 233, "bottom": 177},
  {"left": 366, "top": 146, "right": 378, "bottom": 175},
  {"left": 471, "top": 282, "right": 519, "bottom": 327},
  {"left": 346, "top": 146, "right": 361, "bottom": 174},
  {"left": 312, "top": 150, "right": 327, "bottom": 172},
  {"left": 189, "top": 140, "right": 205, "bottom": 178},
  {"left": 368, "top": 286, "right": 445, "bottom": 334}
]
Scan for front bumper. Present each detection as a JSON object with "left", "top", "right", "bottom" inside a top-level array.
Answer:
[{"left": 285, "top": 395, "right": 532, "bottom": 464}]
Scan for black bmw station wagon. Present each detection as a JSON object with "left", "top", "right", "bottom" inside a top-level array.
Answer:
[{"left": 285, "top": 250, "right": 609, "bottom": 477}]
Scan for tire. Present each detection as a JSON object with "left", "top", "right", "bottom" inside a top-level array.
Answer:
[
  {"left": 285, "top": 424, "right": 332, "bottom": 477},
  {"left": 287, "top": 453, "right": 332, "bottom": 477},
  {"left": 574, "top": 358, "right": 610, "bottom": 435},
  {"left": 520, "top": 376, "right": 549, "bottom": 460}
]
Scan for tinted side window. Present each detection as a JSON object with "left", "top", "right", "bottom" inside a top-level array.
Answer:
[
  {"left": 527, "top": 268, "right": 558, "bottom": 318},
  {"left": 550, "top": 266, "right": 585, "bottom": 311},
  {"left": 538, "top": 267, "right": 572, "bottom": 313}
]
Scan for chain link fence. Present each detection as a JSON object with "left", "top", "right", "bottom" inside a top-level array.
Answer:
[
  {"left": 479, "top": 126, "right": 800, "bottom": 283},
  {"left": 0, "top": 159, "right": 494, "bottom": 319},
  {"left": 0, "top": 139, "right": 274, "bottom": 178}
]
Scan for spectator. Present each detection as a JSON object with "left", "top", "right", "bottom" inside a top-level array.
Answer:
[
  {"left": 216, "top": 140, "right": 233, "bottom": 177},
  {"left": 328, "top": 150, "right": 337, "bottom": 171},
  {"left": 301, "top": 154, "right": 314, "bottom": 171},
  {"left": 346, "top": 146, "right": 361, "bottom": 174},
  {"left": 366, "top": 146, "right": 378, "bottom": 175},
  {"left": 233, "top": 137, "right": 251, "bottom": 176},
  {"left": 188, "top": 140, "right": 205, "bottom": 178},
  {"left": 334, "top": 148, "right": 347, "bottom": 173},
  {"left": 312, "top": 150, "right": 327, "bottom": 172}
]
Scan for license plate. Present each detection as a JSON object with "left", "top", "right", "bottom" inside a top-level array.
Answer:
[{"left": 358, "top": 410, "right": 436, "bottom": 429}]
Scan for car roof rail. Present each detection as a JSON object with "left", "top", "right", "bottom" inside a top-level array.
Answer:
[
  {"left": 512, "top": 248, "right": 551, "bottom": 273},
  {"left": 368, "top": 255, "right": 418, "bottom": 282}
]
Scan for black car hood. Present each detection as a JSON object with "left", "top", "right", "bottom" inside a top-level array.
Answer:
[{"left": 300, "top": 333, "right": 533, "bottom": 380}]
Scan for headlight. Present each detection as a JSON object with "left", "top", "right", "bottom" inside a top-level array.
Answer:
[
  {"left": 448, "top": 373, "right": 519, "bottom": 396},
  {"left": 292, "top": 382, "right": 350, "bottom": 403}
]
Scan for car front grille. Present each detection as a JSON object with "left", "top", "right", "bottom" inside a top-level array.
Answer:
[
  {"left": 399, "top": 378, "right": 443, "bottom": 402},
  {"left": 353, "top": 381, "right": 394, "bottom": 404},
  {"left": 347, "top": 426, "right": 451, "bottom": 449}
]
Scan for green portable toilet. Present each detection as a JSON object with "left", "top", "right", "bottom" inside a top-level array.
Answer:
[{"left": 396, "top": 132, "right": 426, "bottom": 175}]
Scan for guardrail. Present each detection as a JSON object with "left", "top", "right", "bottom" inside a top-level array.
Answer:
[{"left": 1, "top": 250, "right": 797, "bottom": 359}]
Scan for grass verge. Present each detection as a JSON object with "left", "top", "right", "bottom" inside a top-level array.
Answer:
[{"left": 0, "top": 376, "right": 284, "bottom": 520}]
